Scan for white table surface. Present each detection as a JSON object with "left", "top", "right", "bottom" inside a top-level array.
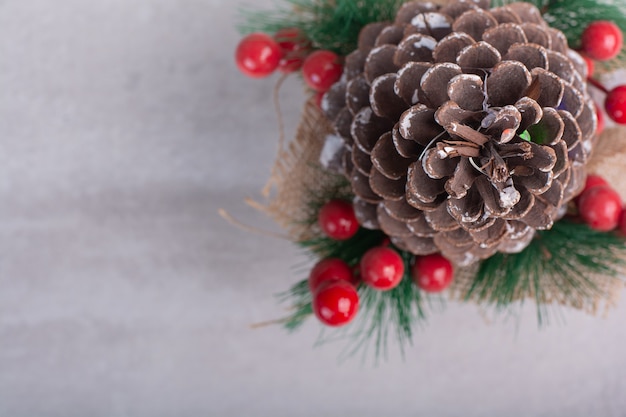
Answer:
[{"left": 1, "top": 1, "right": 625, "bottom": 416}]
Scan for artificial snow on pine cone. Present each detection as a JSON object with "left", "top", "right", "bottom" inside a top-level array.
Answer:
[{"left": 321, "top": 0, "right": 598, "bottom": 266}]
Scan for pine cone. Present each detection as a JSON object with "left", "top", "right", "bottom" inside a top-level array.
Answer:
[{"left": 321, "top": 0, "right": 597, "bottom": 266}]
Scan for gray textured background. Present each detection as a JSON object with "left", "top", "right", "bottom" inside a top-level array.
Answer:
[{"left": 1, "top": 0, "right": 626, "bottom": 416}]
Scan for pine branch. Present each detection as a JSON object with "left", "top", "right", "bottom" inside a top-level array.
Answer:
[
  {"left": 281, "top": 244, "right": 434, "bottom": 361},
  {"left": 237, "top": 0, "right": 404, "bottom": 56},
  {"left": 465, "top": 219, "right": 626, "bottom": 323}
]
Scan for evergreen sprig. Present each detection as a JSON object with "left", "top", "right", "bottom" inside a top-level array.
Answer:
[
  {"left": 278, "top": 170, "right": 432, "bottom": 357},
  {"left": 239, "top": 0, "right": 626, "bottom": 71},
  {"left": 281, "top": 234, "right": 434, "bottom": 360},
  {"left": 237, "top": 0, "right": 404, "bottom": 56},
  {"left": 466, "top": 219, "right": 626, "bottom": 323}
]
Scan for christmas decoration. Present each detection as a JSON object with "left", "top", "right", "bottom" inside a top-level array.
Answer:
[
  {"left": 312, "top": 280, "right": 360, "bottom": 326},
  {"left": 412, "top": 254, "right": 454, "bottom": 292},
  {"left": 322, "top": 0, "right": 595, "bottom": 266},
  {"left": 235, "top": 33, "right": 283, "bottom": 78},
  {"left": 309, "top": 257, "right": 354, "bottom": 291},
  {"left": 581, "top": 21, "right": 623, "bottom": 61},
  {"left": 605, "top": 85, "right": 626, "bottom": 124},
  {"left": 231, "top": 0, "right": 626, "bottom": 358},
  {"left": 583, "top": 174, "right": 609, "bottom": 191},
  {"left": 578, "top": 185, "right": 622, "bottom": 231},
  {"left": 595, "top": 103, "right": 605, "bottom": 134},
  {"left": 583, "top": 54, "right": 595, "bottom": 76},
  {"left": 302, "top": 50, "right": 343, "bottom": 92},
  {"left": 318, "top": 199, "right": 360, "bottom": 240},
  {"left": 619, "top": 209, "right": 626, "bottom": 235},
  {"left": 360, "top": 246, "right": 405, "bottom": 290},
  {"left": 275, "top": 27, "right": 310, "bottom": 73}
]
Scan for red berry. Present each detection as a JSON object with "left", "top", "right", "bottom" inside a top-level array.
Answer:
[
  {"left": 616, "top": 207, "right": 626, "bottom": 235},
  {"left": 274, "top": 28, "right": 310, "bottom": 73},
  {"left": 360, "top": 247, "right": 405, "bottom": 291},
  {"left": 575, "top": 174, "right": 608, "bottom": 205},
  {"left": 605, "top": 85, "right": 626, "bottom": 124},
  {"left": 578, "top": 186, "right": 622, "bottom": 231},
  {"left": 351, "top": 264, "right": 362, "bottom": 285},
  {"left": 412, "top": 254, "right": 454, "bottom": 293},
  {"left": 318, "top": 200, "right": 359, "bottom": 240},
  {"left": 581, "top": 21, "right": 623, "bottom": 61},
  {"left": 308, "top": 258, "right": 353, "bottom": 292},
  {"left": 302, "top": 50, "right": 343, "bottom": 92},
  {"left": 595, "top": 101, "right": 605, "bottom": 134},
  {"left": 585, "top": 174, "right": 609, "bottom": 191},
  {"left": 582, "top": 54, "right": 595, "bottom": 77},
  {"left": 235, "top": 33, "right": 283, "bottom": 78},
  {"left": 312, "top": 281, "right": 359, "bottom": 327}
]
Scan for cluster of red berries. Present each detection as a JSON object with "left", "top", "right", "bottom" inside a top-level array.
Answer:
[
  {"left": 576, "top": 174, "right": 626, "bottom": 232},
  {"left": 580, "top": 21, "right": 626, "bottom": 126},
  {"left": 310, "top": 199, "right": 454, "bottom": 327},
  {"left": 235, "top": 29, "right": 343, "bottom": 99}
]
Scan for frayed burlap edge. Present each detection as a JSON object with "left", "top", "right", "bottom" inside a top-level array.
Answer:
[
  {"left": 250, "top": 100, "right": 626, "bottom": 315},
  {"left": 246, "top": 99, "right": 343, "bottom": 242}
]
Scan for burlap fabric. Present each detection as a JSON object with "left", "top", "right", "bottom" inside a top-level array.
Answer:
[{"left": 247, "top": 100, "right": 341, "bottom": 242}]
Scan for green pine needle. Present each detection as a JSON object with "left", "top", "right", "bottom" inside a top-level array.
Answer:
[
  {"left": 280, "top": 241, "right": 434, "bottom": 361},
  {"left": 299, "top": 227, "right": 386, "bottom": 263},
  {"left": 466, "top": 219, "right": 626, "bottom": 324},
  {"left": 337, "top": 250, "right": 435, "bottom": 361},
  {"left": 239, "top": 0, "right": 626, "bottom": 71},
  {"left": 237, "top": 0, "right": 404, "bottom": 56}
]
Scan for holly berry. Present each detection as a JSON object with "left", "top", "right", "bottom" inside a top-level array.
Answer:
[
  {"left": 575, "top": 174, "right": 608, "bottom": 205},
  {"left": 618, "top": 208, "right": 626, "bottom": 235},
  {"left": 360, "top": 246, "right": 404, "bottom": 291},
  {"left": 302, "top": 50, "right": 343, "bottom": 92},
  {"left": 605, "top": 85, "right": 626, "bottom": 124},
  {"left": 351, "top": 264, "right": 362, "bottom": 285},
  {"left": 582, "top": 54, "right": 595, "bottom": 77},
  {"left": 312, "top": 280, "right": 359, "bottom": 327},
  {"left": 595, "top": 101, "right": 605, "bottom": 134},
  {"left": 235, "top": 33, "right": 283, "bottom": 78},
  {"left": 578, "top": 185, "right": 622, "bottom": 231},
  {"left": 318, "top": 199, "right": 359, "bottom": 240},
  {"left": 584, "top": 174, "right": 609, "bottom": 191},
  {"left": 412, "top": 254, "right": 454, "bottom": 293},
  {"left": 274, "top": 28, "right": 310, "bottom": 73},
  {"left": 581, "top": 21, "right": 623, "bottom": 61},
  {"left": 308, "top": 258, "right": 353, "bottom": 292}
]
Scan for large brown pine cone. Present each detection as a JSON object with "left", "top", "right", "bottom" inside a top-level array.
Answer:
[{"left": 321, "top": 0, "right": 597, "bottom": 266}]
